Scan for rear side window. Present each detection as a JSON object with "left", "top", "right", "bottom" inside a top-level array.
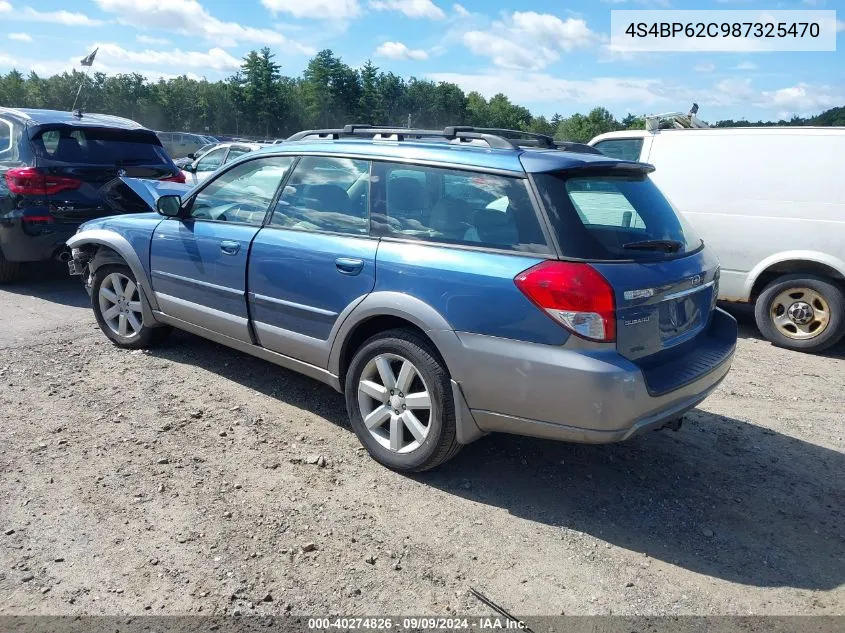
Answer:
[
  {"left": 593, "top": 138, "right": 643, "bottom": 162},
  {"left": 534, "top": 172, "right": 702, "bottom": 261},
  {"left": 31, "top": 127, "right": 170, "bottom": 166},
  {"left": 372, "top": 162, "right": 549, "bottom": 253},
  {"left": 0, "top": 118, "right": 18, "bottom": 161}
]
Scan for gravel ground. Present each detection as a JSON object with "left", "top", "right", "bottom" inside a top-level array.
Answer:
[{"left": 0, "top": 265, "right": 843, "bottom": 617}]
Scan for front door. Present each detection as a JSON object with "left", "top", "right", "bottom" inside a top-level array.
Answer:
[
  {"left": 248, "top": 156, "right": 377, "bottom": 367},
  {"left": 150, "top": 155, "right": 295, "bottom": 342}
]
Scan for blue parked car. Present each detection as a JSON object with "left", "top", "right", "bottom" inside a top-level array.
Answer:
[{"left": 68, "top": 125, "right": 737, "bottom": 472}]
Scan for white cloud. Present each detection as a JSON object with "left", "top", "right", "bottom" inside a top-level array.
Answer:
[
  {"left": 0, "top": 51, "right": 203, "bottom": 81},
  {"left": 8, "top": 32, "right": 32, "bottom": 42},
  {"left": 452, "top": 3, "right": 469, "bottom": 16},
  {"left": 758, "top": 83, "right": 844, "bottom": 113},
  {"left": 19, "top": 6, "right": 105, "bottom": 26},
  {"left": 600, "top": 0, "right": 671, "bottom": 6},
  {"left": 261, "top": 0, "right": 361, "bottom": 20},
  {"left": 428, "top": 72, "right": 672, "bottom": 108},
  {"left": 837, "top": 20, "right": 845, "bottom": 32},
  {"left": 0, "top": 1, "right": 12, "bottom": 12},
  {"left": 375, "top": 41, "right": 428, "bottom": 60},
  {"left": 734, "top": 61, "right": 758, "bottom": 71},
  {"left": 463, "top": 12, "right": 597, "bottom": 70},
  {"left": 136, "top": 34, "right": 171, "bottom": 45},
  {"left": 94, "top": 0, "right": 314, "bottom": 53},
  {"left": 694, "top": 63, "right": 715, "bottom": 73},
  {"left": 369, "top": 0, "right": 445, "bottom": 20},
  {"left": 94, "top": 42, "right": 242, "bottom": 71}
]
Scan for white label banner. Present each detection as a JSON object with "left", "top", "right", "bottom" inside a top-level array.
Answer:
[{"left": 610, "top": 10, "right": 837, "bottom": 52}]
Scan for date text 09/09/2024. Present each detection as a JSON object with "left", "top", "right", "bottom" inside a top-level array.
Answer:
[{"left": 307, "top": 617, "right": 527, "bottom": 630}]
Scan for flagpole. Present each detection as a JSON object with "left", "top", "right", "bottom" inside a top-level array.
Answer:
[{"left": 71, "top": 48, "right": 97, "bottom": 113}]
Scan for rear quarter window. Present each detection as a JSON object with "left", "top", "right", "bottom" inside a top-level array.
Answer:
[{"left": 0, "top": 118, "right": 20, "bottom": 162}]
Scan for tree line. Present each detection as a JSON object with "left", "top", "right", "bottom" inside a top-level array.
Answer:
[{"left": 0, "top": 47, "right": 842, "bottom": 143}]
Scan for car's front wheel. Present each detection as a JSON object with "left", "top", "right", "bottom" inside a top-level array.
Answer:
[
  {"left": 92, "top": 264, "right": 171, "bottom": 349},
  {"left": 344, "top": 329, "right": 461, "bottom": 472}
]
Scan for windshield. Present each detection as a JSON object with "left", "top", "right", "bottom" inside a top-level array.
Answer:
[
  {"left": 31, "top": 126, "right": 170, "bottom": 166},
  {"left": 533, "top": 171, "right": 702, "bottom": 261}
]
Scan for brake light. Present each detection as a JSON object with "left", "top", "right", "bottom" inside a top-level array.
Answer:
[
  {"left": 4, "top": 167, "right": 81, "bottom": 195},
  {"left": 515, "top": 261, "right": 616, "bottom": 342},
  {"left": 161, "top": 171, "right": 186, "bottom": 183}
]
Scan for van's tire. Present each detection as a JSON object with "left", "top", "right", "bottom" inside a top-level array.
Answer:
[
  {"left": 754, "top": 274, "right": 845, "bottom": 353},
  {"left": 0, "top": 250, "right": 21, "bottom": 284},
  {"left": 344, "top": 329, "right": 461, "bottom": 473},
  {"left": 91, "top": 264, "right": 172, "bottom": 349}
]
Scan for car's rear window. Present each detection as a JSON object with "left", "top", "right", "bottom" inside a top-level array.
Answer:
[
  {"left": 534, "top": 171, "right": 702, "bottom": 261},
  {"left": 30, "top": 126, "right": 170, "bottom": 166}
]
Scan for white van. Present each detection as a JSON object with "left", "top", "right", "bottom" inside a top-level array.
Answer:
[{"left": 589, "top": 125, "right": 845, "bottom": 353}]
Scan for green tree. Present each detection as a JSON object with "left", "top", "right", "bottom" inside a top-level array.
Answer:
[{"left": 358, "top": 60, "right": 384, "bottom": 124}]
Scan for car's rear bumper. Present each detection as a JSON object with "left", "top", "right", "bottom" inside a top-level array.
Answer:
[
  {"left": 449, "top": 308, "right": 736, "bottom": 444},
  {"left": 0, "top": 219, "right": 78, "bottom": 262}
]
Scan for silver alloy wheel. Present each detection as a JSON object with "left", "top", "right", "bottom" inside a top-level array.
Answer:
[
  {"left": 357, "top": 353, "right": 433, "bottom": 454},
  {"left": 98, "top": 272, "right": 143, "bottom": 339}
]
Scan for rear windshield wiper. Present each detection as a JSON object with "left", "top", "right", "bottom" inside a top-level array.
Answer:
[{"left": 622, "top": 239, "right": 683, "bottom": 253}]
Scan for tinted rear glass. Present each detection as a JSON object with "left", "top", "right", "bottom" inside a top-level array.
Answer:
[
  {"left": 534, "top": 172, "right": 701, "bottom": 261},
  {"left": 31, "top": 126, "right": 170, "bottom": 166}
]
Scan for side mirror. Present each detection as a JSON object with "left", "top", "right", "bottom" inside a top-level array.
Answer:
[
  {"left": 156, "top": 195, "right": 182, "bottom": 218},
  {"left": 187, "top": 153, "right": 195, "bottom": 159},
  {"left": 184, "top": 164, "right": 197, "bottom": 173}
]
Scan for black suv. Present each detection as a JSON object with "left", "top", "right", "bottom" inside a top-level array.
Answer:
[{"left": 0, "top": 108, "right": 184, "bottom": 283}]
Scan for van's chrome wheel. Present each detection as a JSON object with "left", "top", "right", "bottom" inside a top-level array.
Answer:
[
  {"left": 98, "top": 272, "right": 143, "bottom": 339},
  {"left": 357, "top": 353, "right": 433, "bottom": 454},
  {"left": 770, "top": 287, "right": 830, "bottom": 340}
]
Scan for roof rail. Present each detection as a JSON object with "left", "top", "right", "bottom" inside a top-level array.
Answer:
[
  {"left": 286, "top": 124, "right": 606, "bottom": 154},
  {"left": 287, "top": 125, "right": 523, "bottom": 149}
]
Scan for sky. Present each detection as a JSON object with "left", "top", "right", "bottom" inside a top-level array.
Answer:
[{"left": 0, "top": 0, "right": 843, "bottom": 122}]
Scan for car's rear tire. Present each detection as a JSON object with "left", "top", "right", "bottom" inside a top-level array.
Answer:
[
  {"left": 344, "top": 329, "right": 461, "bottom": 472},
  {"left": 0, "top": 250, "right": 21, "bottom": 284},
  {"left": 91, "top": 264, "right": 172, "bottom": 349},
  {"left": 754, "top": 274, "right": 845, "bottom": 353}
]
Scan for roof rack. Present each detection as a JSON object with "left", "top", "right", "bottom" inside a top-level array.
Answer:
[
  {"left": 286, "top": 124, "right": 598, "bottom": 153},
  {"left": 644, "top": 103, "right": 709, "bottom": 131}
]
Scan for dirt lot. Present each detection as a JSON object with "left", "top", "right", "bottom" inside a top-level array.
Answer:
[{"left": 0, "top": 265, "right": 843, "bottom": 617}]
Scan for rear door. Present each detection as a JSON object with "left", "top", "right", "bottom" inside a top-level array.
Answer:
[
  {"left": 248, "top": 156, "right": 376, "bottom": 367},
  {"left": 30, "top": 125, "right": 174, "bottom": 222},
  {"left": 150, "top": 155, "right": 294, "bottom": 342}
]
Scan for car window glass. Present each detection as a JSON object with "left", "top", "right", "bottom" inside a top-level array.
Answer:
[
  {"left": 196, "top": 147, "right": 227, "bottom": 172},
  {"left": 31, "top": 127, "right": 169, "bottom": 165},
  {"left": 270, "top": 156, "right": 370, "bottom": 235},
  {"left": 566, "top": 178, "right": 646, "bottom": 228},
  {"left": 226, "top": 148, "right": 250, "bottom": 162},
  {"left": 0, "top": 119, "right": 11, "bottom": 156},
  {"left": 372, "top": 162, "right": 549, "bottom": 253},
  {"left": 190, "top": 156, "right": 294, "bottom": 225},
  {"left": 593, "top": 138, "right": 643, "bottom": 162}
]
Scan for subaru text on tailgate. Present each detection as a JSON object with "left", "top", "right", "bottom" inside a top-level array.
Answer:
[
  {"left": 0, "top": 108, "right": 185, "bottom": 283},
  {"left": 67, "top": 125, "right": 737, "bottom": 472}
]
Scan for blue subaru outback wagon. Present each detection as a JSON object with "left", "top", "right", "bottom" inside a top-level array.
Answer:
[{"left": 68, "top": 125, "right": 737, "bottom": 472}]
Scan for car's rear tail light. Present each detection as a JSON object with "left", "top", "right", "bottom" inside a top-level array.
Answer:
[
  {"left": 161, "top": 171, "right": 186, "bottom": 183},
  {"left": 515, "top": 261, "right": 616, "bottom": 342},
  {"left": 4, "top": 167, "right": 82, "bottom": 195}
]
